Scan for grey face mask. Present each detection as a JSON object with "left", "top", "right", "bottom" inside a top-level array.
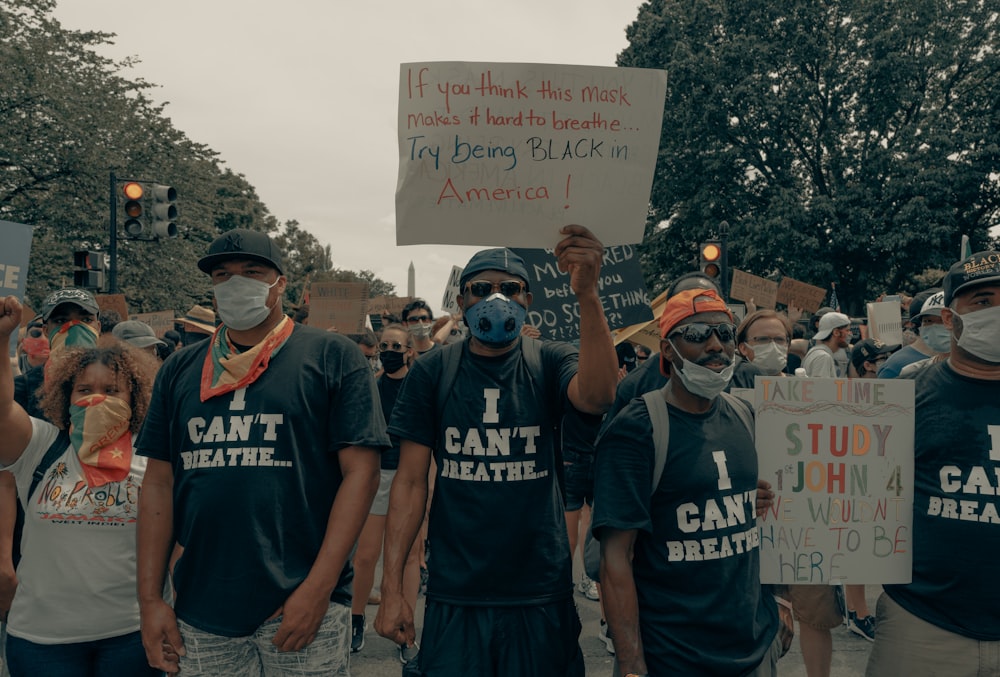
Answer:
[{"left": 407, "top": 323, "right": 432, "bottom": 339}]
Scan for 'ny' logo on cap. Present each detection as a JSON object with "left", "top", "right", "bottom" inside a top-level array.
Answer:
[{"left": 223, "top": 232, "right": 244, "bottom": 252}]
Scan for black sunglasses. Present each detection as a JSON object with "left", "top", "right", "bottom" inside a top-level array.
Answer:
[
  {"left": 670, "top": 322, "right": 737, "bottom": 344},
  {"left": 465, "top": 279, "right": 526, "bottom": 298},
  {"left": 378, "top": 341, "right": 407, "bottom": 352}
]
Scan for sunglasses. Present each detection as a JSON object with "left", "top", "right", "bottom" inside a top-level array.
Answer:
[
  {"left": 378, "top": 341, "right": 408, "bottom": 352},
  {"left": 405, "top": 315, "right": 431, "bottom": 324},
  {"left": 670, "top": 322, "right": 738, "bottom": 344},
  {"left": 465, "top": 279, "right": 526, "bottom": 298}
]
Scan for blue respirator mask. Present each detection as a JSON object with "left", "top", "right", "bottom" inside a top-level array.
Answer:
[{"left": 464, "top": 293, "right": 526, "bottom": 347}]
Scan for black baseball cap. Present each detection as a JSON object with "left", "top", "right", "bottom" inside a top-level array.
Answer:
[
  {"left": 944, "top": 250, "right": 1000, "bottom": 305},
  {"left": 197, "top": 228, "right": 284, "bottom": 275},
  {"left": 39, "top": 288, "right": 100, "bottom": 322},
  {"left": 460, "top": 248, "right": 530, "bottom": 291}
]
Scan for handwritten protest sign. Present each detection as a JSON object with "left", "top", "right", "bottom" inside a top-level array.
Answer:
[
  {"left": 730, "top": 269, "right": 778, "bottom": 309},
  {"left": 612, "top": 289, "right": 667, "bottom": 352},
  {"left": 512, "top": 245, "right": 652, "bottom": 341},
  {"left": 131, "top": 310, "right": 176, "bottom": 338},
  {"left": 756, "top": 377, "right": 914, "bottom": 584},
  {"left": 309, "top": 282, "right": 369, "bottom": 333},
  {"left": 367, "top": 295, "right": 414, "bottom": 321},
  {"left": 396, "top": 62, "right": 667, "bottom": 248},
  {"left": 1, "top": 221, "right": 33, "bottom": 356},
  {"left": 866, "top": 301, "right": 903, "bottom": 346},
  {"left": 95, "top": 294, "right": 129, "bottom": 323},
  {"left": 776, "top": 278, "right": 828, "bottom": 313},
  {"left": 441, "top": 266, "right": 463, "bottom": 315}
]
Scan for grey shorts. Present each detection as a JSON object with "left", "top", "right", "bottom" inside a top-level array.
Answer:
[
  {"left": 370, "top": 468, "right": 395, "bottom": 516},
  {"left": 176, "top": 603, "right": 350, "bottom": 677},
  {"left": 866, "top": 592, "right": 1000, "bottom": 676}
]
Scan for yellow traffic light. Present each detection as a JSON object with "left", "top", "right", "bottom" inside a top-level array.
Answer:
[{"left": 699, "top": 240, "right": 723, "bottom": 278}]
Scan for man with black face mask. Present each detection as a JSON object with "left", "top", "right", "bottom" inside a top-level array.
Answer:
[{"left": 376, "top": 225, "right": 618, "bottom": 677}]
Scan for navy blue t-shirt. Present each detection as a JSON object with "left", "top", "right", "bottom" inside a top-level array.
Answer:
[
  {"left": 388, "top": 338, "right": 577, "bottom": 605},
  {"left": 137, "top": 325, "right": 390, "bottom": 636},
  {"left": 885, "top": 361, "right": 1000, "bottom": 639},
  {"left": 593, "top": 396, "right": 778, "bottom": 675}
]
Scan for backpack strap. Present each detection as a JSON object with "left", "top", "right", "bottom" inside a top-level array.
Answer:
[
  {"left": 720, "top": 391, "right": 755, "bottom": 438},
  {"left": 642, "top": 386, "right": 671, "bottom": 494},
  {"left": 28, "top": 431, "right": 71, "bottom": 501}
]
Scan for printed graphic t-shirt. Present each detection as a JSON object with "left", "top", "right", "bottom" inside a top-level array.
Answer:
[
  {"left": 884, "top": 361, "right": 1000, "bottom": 639},
  {"left": 5, "top": 417, "right": 147, "bottom": 644},
  {"left": 137, "top": 325, "right": 389, "bottom": 636},
  {"left": 388, "top": 338, "right": 578, "bottom": 605},
  {"left": 592, "top": 396, "right": 778, "bottom": 676}
]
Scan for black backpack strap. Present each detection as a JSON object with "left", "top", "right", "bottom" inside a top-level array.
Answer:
[{"left": 28, "top": 431, "right": 72, "bottom": 501}]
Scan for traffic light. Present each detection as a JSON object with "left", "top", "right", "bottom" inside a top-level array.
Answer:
[
  {"left": 122, "top": 181, "right": 145, "bottom": 238},
  {"left": 699, "top": 240, "right": 723, "bottom": 278},
  {"left": 120, "top": 181, "right": 178, "bottom": 239},
  {"left": 73, "top": 250, "right": 106, "bottom": 290},
  {"left": 149, "top": 184, "right": 178, "bottom": 238}
]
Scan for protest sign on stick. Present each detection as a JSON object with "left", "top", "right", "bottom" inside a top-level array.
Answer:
[
  {"left": 776, "top": 278, "right": 828, "bottom": 313},
  {"left": 396, "top": 62, "right": 667, "bottom": 248},
  {"left": 309, "top": 282, "right": 369, "bottom": 334},
  {"left": 441, "top": 266, "right": 463, "bottom": 315},
  {"left": 730, "top": 269, "right": 778, "bottom": 310},
  {"left": 512, "top": 245, "right": 652, "bottom": 340},
  {"left": 756, "top": 376, "right": 914, "bottom": 584},
  {"left": 1, "top": 221, "right": 33, "bottom": 356}
]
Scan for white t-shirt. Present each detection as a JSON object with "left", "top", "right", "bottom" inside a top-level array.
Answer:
[{"left": 4, "top": 417, "right": 147, "bottom": 644}]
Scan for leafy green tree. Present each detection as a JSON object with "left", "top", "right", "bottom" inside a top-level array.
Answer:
[{"left": 622, "top": 0, "right": 999, "bottom": 313}]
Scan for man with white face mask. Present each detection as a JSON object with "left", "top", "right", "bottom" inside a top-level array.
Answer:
[
  {"left": 136, "top": 228, "right": 389, "bottom": 676},
  {"left": 593, "top": 288, "right": 779, "bottom": 676},
  {"left": 736, "top": 310, "right": 793, "bottom": 377},
  {"left": 866, "top": 250, "right": 1000, "bottom": 676},
  {"left": 401, "top": 299, "right": 437, "bottom": 355}
]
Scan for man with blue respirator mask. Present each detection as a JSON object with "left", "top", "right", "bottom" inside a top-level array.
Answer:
[
  {"left": 867, "top": 250, "right": 1000, "bottom": 676},
  {"left": 135, "top": 228, "right": 389, "bottom": 676},
  {"left": 376, "top": 225, "right": 618, "bottom": 677}
]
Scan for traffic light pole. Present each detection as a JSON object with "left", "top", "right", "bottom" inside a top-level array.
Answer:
[
  {"left": 108, "top": 170, "right": 119, "bottom": 293},
  {"left": 719, "top": 220, "right": 729, "bottom": 302}
]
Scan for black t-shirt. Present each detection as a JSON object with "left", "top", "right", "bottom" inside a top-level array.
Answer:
[
  {"left": 13, "top": 364, "right": 45, "bottom": 420},
  {"left": 593, "top": 397, "right": 778, "bottom": 675},
  {"left": 388, "top": 338, "right": 577, "bottom": 605},
  {"left": 137, "top": 325, "right": 390, "bottom": 636},
  {"left": 885, "top": 361, "right": 1000, "bottom": 640},
  {"left": 377, "top": 373, "right": 405, "bottom": 470}
]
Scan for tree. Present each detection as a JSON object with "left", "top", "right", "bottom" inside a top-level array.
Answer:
[
  {"left": 1, "top": 0, "right": 383, "bottom": 317},
  {"left": 622, "top": 0, "right": 1000, "bottom": 313}
]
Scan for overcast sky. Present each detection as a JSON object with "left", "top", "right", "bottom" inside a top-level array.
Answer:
[{"left": 53, "top": 1, "right": 644, "bottom": 307}]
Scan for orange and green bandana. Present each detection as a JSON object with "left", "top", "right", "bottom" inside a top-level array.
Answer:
[
  {"left": 48, "top": 320, "right": 99, "bottom": 353},
  {"left": 69, "top": 394, "right": 133, "bottom": 488},
  {"left": 200, "top": 316, "right": 294, "bottom": 402}
]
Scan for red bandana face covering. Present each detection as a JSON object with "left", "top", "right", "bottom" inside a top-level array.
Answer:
[{"left": 69, "top": 394, "right": 133, "bottom": 488}]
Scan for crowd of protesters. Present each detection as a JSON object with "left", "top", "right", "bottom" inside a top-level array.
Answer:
[{"left": 0, "top": 229, "right": 998, "bottom": 677}]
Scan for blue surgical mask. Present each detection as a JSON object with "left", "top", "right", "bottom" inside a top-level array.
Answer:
[
  {"left": 920, "top": 324, "right": 951, "bottom": 354},
  {"left": 464, "top": 293, "right": 526, "bottom": 347}
]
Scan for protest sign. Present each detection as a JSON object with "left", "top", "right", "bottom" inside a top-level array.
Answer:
[
  {"left": 95, "top": 294, "right": 129, "bottom": 323},
  {"left": 866, "top": 301, "right": 903, "bottom": 346},
  {"left": 396, "top": 62, "right": 667, "bottom": 248},
  {"left": 131, "top": 310, "right": 176, "bottom": 337},
  {"left": 368, "top": 295, "right": 414, "bottom": 321},
  {"left": 756, "top": 376, "right": 914, "bottom": 584},
  {"left": 309, "top": 282, "right": 369, "bottom": 333},
  {"left": 512, "top": 245, "right": 652, "bottom": 341},
  {"left": 1, "top": 221, "right": 33, "bottom": 356},
  {"left": 613, "top": 289, "right": 667, "bottom": 352},
  {"left": 730, "top": 269, "right": 778, "bottom": 309},
  {"left": 441, "top": 266, "right": 463, "bottom": 315},
  {"left": 776, "top": 278, "right": 828, "bottom": 313}
]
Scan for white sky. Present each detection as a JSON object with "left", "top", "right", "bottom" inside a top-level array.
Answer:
[{"left": 53, "top": 1, "right": 644, "bottom": 306}]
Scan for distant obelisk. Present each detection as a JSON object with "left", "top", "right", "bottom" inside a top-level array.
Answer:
[{"left": 407, "top": 261, "right": 415, "bottom": 298}]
